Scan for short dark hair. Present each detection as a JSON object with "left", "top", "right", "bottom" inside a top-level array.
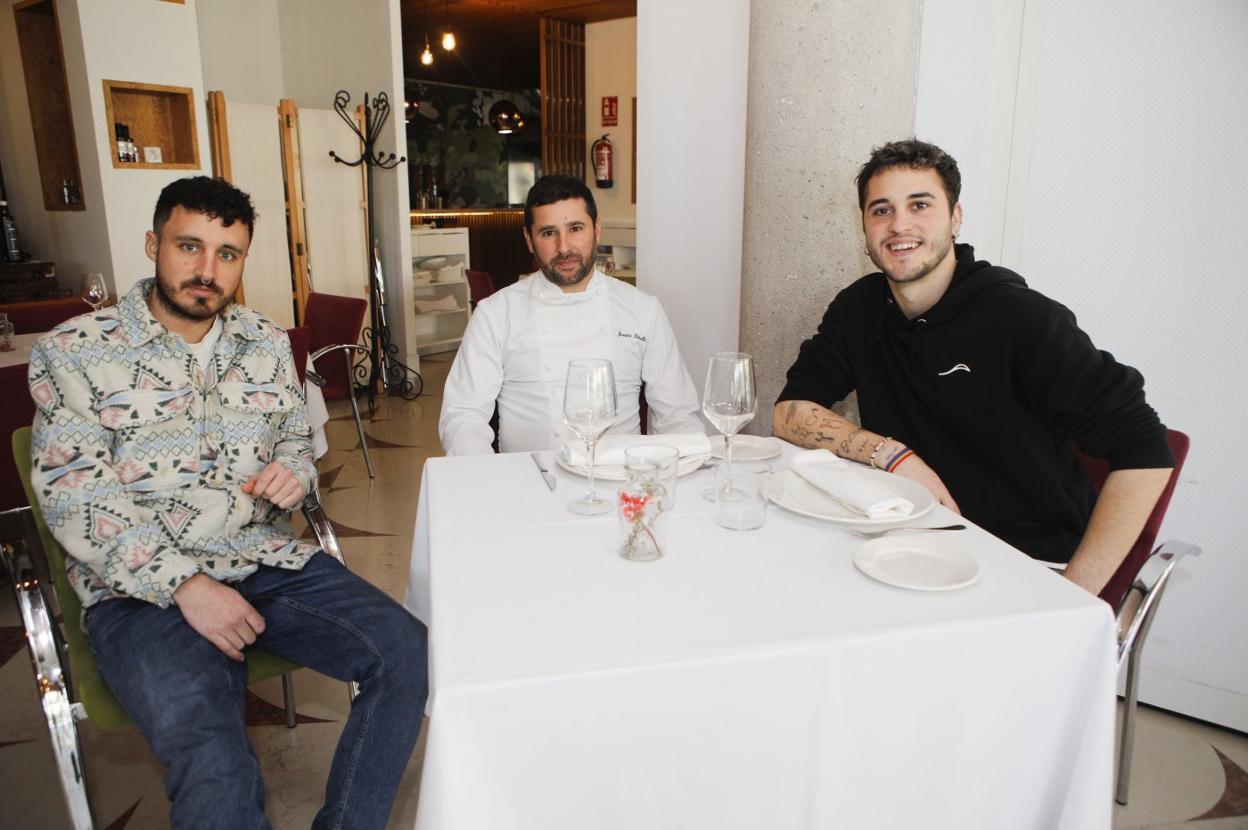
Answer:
[
  {"left": 152, "top": 176, "right": 257, "bottom": 240},
  {"left": 524, "top": 174, "right": 597, "bottom": 230},
  {"left": 855, "top": 139, "right": 961, "bottom": 213}
]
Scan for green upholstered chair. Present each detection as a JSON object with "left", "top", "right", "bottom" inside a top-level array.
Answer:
[{"left": 2, "top": 426, "right": 347, "bottom": 829}]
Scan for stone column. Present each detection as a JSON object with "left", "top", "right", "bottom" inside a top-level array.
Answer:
[{"left": 740, "top": 0, "right": 923, "bottom": 433}]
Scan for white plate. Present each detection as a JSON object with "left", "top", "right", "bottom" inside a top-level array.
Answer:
[
  {"left": 765, "top": 468, "right": 935, "bottom": 527},
  {"left": 708, "top": 434, "right": 783, "bottom": 461},
  {"left": 557, "top": 447, "right": 711, "bottom": 481},
  {"left": 853, "top": 538, "right": 980, "bottom": 591}
]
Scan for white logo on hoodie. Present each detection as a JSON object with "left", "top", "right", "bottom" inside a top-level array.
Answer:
[{"left": 937, "top": 363, "right": 971, "bottom": 376}]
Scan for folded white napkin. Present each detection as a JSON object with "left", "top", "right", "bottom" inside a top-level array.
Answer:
[
  {"left": 438, "top": 262, "right": 465, "bottom": 282},
  {"left": 414, "top": 294, "right": 462, "bottom": 314},
  {"left": 789, "top": 449, "right": 914, "bottom": 519},
  {"left": 566, "top": 432, "right": 711, "bottom": 467}
]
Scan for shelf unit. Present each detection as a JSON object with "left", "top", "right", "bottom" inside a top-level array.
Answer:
[
  {"left": 102, "top": 80, "right": 199, "bottom": 170},
  {"left": 598, "top": 220, "right": 638, "bottom": 285},
  {"left": 410, "top": 226, "right": 471, "bottom": 356}
]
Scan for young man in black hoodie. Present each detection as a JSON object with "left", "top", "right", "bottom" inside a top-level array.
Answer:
[{"left": 773, "top": 139, "right": 1173, "bottom": 596}]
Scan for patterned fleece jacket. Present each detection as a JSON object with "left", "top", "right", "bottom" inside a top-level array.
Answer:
[{"left": 27, "top": 278, "right": 320, "bottom": 610}]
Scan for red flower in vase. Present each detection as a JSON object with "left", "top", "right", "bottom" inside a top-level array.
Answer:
[{"left": 619, "top": 491, "right": 650, "bottom": 522}]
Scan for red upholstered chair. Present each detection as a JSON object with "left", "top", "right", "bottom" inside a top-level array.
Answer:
[
  {"left": 304, "top": 293, "right": 367, "bottom": 399},
  {"left": 0, "top": 298, "right": 90, "bottom": 334},
  {"left": 286, "top": 325, "right": 311, "bottom": 386},
  {"left": 465, "top": 269, "right": 496, "bottom": 309},
  {"left": 1, "top": 364, "right": 37, "bottom": 510},
  {"left": 303, "top": 293, "right": 373, "bottom": 478},
  {"left": 1076, "top": 429, "right": 1198, "bottom": 804}
]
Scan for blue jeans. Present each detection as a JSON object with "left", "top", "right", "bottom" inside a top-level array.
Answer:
[{"left": 86, "top": 552, "right": 428, "bottom": 830}]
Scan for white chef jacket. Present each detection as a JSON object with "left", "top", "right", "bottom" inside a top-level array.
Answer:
[{"left": 439, "top": 269, "right": 703, "bottom": 456}]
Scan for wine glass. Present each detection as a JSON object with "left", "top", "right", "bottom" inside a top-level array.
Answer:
[
  {"left": 563, "top": 358, "right": 618, "bottom": 515},
  {"left": 701, "top": 352, "right": 757, "bottom": 501},
  {"left": 80, "top": 272, "right": 109, "bottom": 311}
]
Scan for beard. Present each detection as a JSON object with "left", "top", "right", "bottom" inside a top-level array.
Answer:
[
  {"left": 153, "top": 266, "right": 232, "bottom": 321},
  {"left": 867, "top": 232, "right": 955, "bottom": 286},
  {"left": 538, "top": 252, "right": 595, "bottom": 288}
]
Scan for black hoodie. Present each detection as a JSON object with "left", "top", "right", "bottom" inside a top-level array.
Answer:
[{"left": 778, "top": 244, "right": 1173, "bottom": 563}]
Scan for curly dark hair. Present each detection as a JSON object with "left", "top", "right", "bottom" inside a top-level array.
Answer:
[
  {"left": 524, "top": 174, "right": 597, "bottom": 230},
  {"left": 152, "top": 176, "right": 257, "bottom": 239},
  {"left": 855, "top": 139, "right": 961, "bottom": 213}
]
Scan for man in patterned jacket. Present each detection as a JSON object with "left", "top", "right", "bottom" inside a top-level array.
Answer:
[{"left": 27, "top": 177, "right": 426, "bottom": 829}]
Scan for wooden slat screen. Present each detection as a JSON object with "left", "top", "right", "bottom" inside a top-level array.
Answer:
[
  {"left": 205, "top": 90, "right": 243, "bottom": 306},
  {"left": 278, "top": 99, "right": 311, "bottom": 323},
  {"left": 539, "top": 17, "right": 585, "bottom": 178}
]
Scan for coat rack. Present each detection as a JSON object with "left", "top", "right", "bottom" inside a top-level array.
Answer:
[{"left": 329, "top": 89, "right": 423, "bottom": 407}]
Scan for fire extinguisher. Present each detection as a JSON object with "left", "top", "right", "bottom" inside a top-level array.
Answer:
[{"left": 592, "top": 134, "right": 614, "bottom": 189}]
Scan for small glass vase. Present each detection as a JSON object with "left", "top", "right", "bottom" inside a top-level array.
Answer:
[{"left": 616, "top": 449, "right": 675, "bottom": 562}]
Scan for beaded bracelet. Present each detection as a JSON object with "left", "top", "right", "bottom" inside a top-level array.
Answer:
[
  {"left": 885, "top": 448, "right": 915, "bottom": 473},
  {"left": 868, "top": 437, "right": 892, "bottom": 469}
]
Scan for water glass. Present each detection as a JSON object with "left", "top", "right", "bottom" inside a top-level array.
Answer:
[
  {"left": 617, "top": 445, "right": 679, "bottom": 562},
  {"left": 701, "top": 352, "right": 757, "bottom": 502},
  {"left": 0, "top": 319, "right": 13, "bottom": 352},
  {"left": 563, "top": 358, "right": 618, "bottom": 516},
  {"left": 625, "top": 445, "right": 679, "bottom": 510},
  {"left": 80, "top": 272, "right": 108, "bottom": 311},
  {"left": 715, "top": 461, "right": 771, "bottom": 531}
]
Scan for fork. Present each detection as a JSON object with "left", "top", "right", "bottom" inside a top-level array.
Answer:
[{"left": 842, "top": 523, "right": 967, "bottom": 539}]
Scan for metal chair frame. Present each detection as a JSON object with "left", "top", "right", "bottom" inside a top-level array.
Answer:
[
  {"left": 1111, "top": 539, "right": 1200, "bottom": 805},
  {"left": 0, "top": 487, "right": 353, "bottom": 830},
  {"left": 308, "top": 343, "right": 375, "bottom": 479}
]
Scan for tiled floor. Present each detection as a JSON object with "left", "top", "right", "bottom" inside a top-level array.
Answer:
[{"left": 2, "top": 352, "right": 1245, "bottom": 828}]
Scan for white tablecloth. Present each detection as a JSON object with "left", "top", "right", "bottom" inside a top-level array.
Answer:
[
  {"left": 405, "top": 446, "right": 1117, "bottom": 830},
  {"left": 303, "top": 357, "right": 329, "bottom": 460}
]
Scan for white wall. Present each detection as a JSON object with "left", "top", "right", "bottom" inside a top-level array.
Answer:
[
  {"left": 74, "top": 0, "right": 212, "bottom": 297},
  {"left": 584, "top": 17, "right": 636, "bottom": 225},
  {"left": 196, "top": 0, "right": 285, "bottom": 106},
  {"left": 918, "top": 0, "right": 1248, "bottom": 730},
  {"left": 277, "top": 0, "right": 414, "bottom": 369},
  {"left": 915, "top": 0, "right": 1029, "bottom": 261},
  {"left": 637, "top": 0, "right": 749, "bottom": 394}
]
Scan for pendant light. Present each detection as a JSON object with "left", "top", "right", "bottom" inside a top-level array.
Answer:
[
  {"left": 441, "top": 0, "right": 456, "bottom": 51},
  {"left": 489, "top": 100, "right": 525, "bottom": 135},
  {"left": 420, "top": 36, "right": 434, "bottom": 66}
]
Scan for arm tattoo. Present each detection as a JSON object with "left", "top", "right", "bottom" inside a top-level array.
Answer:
[{"left": 840, "top": 427, "right": 861, "bottom": 456}]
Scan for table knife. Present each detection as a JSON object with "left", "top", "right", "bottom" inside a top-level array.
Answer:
[{"left": 530, "top": 452, "right": 557, "bottom": 491}]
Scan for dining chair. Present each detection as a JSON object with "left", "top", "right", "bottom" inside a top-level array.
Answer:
[
  {"left": 1077, "top": 429, "right": 1199, "bottom": 805},
  {"left": 303, "top": 292, "right": 373, "bottom": 478},
  {"left": 0, "top": 298, "right": 90, "bottom": 334},
  {"left": 1, "top": 363, "right": 36, "bottom": 511},
  {"left": 286, "top": 324, "right": 312, "bottom": 386},
  {"left": 465, "top": 269, "right": 496, "bottom": 309},
  {"left": 3, "top": 426, "right": 352, "bottom": 830}
]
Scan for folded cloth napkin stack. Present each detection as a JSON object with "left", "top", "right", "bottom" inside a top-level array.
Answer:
[
  {"left": 414, "top": 294, "right": 462, "bottom": 314},
  {"left": 566, "top": 433, "right": 712, "bottom": 467},
  {"left": 789, "top": 449, "right": 914, "bottom": 519}
]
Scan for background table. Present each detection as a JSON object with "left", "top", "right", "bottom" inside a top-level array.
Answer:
[
  {"left": 404, "top": 447, "right": 1117, "bottom": 829},
  {"left": 0, "top": 331, "right": 40, "bottom": 369}
]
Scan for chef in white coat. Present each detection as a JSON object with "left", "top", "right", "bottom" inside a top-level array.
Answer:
[{"left": 439, "top": 175, "right": 703, "bottom": 456}]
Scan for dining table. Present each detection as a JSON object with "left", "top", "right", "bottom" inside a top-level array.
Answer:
[
  {"left": 0, "top": 331, "right": 40, "bottom": 369},
  {"left": 409, "top": 440, "right": 1117, "bottom": 829}
]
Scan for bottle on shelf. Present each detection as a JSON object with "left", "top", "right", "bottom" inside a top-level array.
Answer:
[
  {"left": 2, "top": 200, "right": 23, "bottom": 262},
  {"left": 127, "top": 126, "right": 139, "bottom": 162},
  {"left": 115, "top": 123, "right": 128, "bottom": 163}
]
